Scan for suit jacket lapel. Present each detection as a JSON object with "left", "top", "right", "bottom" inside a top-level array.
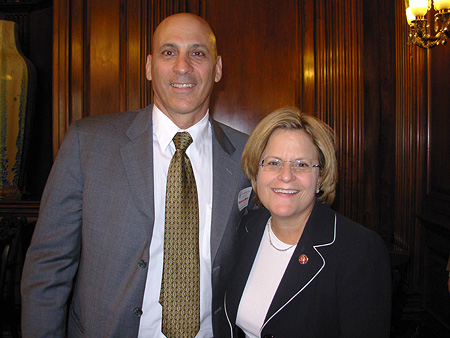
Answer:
[
  {"left": 264, "top": 200, "right": 337, "bottom": 325},
  {"left": 120, "top": 105, "right": 155, "bottom": 237},
  {"left": 210, "top": 118, "right": 242, "bottom": 262}
]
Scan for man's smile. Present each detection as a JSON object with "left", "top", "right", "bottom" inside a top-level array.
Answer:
[{"left": 171, "top": 83, "right": 196, "bottom": 88}]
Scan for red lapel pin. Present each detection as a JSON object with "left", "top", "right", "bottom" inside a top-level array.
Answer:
[{"left": 298, "top": 254, "right": 308, "bottom": 265}]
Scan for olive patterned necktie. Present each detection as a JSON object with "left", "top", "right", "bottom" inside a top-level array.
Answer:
[{"left": 160, "top": 132, "right": 200, "bottom": 338}]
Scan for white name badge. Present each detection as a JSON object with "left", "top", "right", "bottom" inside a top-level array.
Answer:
[{"left": 238, "top": 187, "right": 252, "bottom": 211}]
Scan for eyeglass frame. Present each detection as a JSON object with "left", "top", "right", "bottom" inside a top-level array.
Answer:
[{"left": 258, "top": 156, "right": 322, "bottom": 173}]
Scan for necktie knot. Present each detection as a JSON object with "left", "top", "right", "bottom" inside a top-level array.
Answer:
[{"left": 173, "top": 132, "right": 193, "bottom": 152}]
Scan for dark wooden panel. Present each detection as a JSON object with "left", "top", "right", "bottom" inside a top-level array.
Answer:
[
  {"left": 429, "top": 44, "right": 450, "bottom": 215},
  {"left": 121, "top": 0, "right": 147, "bottom": 111},
  {"left": 206, "top": 0, "right": 299, "bottom": 134},
  {"left": 416, "top": 3, "right": 450, "bottom": 328},
  {"left": 88, "top": 0, "right": 121, "bottom": 116},
  {"left": 300, "top": 0, "right": 315, "bottom": 114},
  {"left": 70, "top": 0, "right": 85, "bottom": 123},
  {"left": 315, "top": 0, "right": 365, "bottom": 223},
  {"left": 420, "top": 217, "right": 450, "bottom": 335},
  {"left": 394, "top": 0, "right": 428, "bottom": 284},
  {"left": 362, "top": 0, "right": 396, "bottom": 237},
  {"left": 53, "top": 0, "right": 71, "bottom": 154}
]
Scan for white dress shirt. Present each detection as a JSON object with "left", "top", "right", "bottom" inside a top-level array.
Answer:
[{"left": 137, "top": 106, "right": 213, "bottom": 337}]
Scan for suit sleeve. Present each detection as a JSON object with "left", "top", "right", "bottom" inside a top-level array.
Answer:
[
  {"left": 337, "top": 230, "right": 392, "bottom": 338},
  {"left": 21, "top": 122, "right": 84, "bottom": 338}
]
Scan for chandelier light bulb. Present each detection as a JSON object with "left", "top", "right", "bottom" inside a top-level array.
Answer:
[
  {"left": 406, "top": 7, "right": 416, "bottom": 24},
  {"left": 410, "top": 0, "right": 429, "bottom": 16},
  {"left": 434, "top": 0, "right": 450, "bottom": 10}
]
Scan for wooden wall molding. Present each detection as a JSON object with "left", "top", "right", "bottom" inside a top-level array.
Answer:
[
  {"left": 394, "top": 0, "right": 428, "bottom": 284},
  {"left": 53, "top": 0, "right": 70, "bottom": 156},
  {"left": 314, "top": 0, "right": 365, "bottom": 222}
]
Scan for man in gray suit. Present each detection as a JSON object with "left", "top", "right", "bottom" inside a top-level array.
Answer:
[{"left": 21, "top": 13, "right": 252, "bottom": 338}]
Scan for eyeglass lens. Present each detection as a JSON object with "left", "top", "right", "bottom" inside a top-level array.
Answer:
[{"left": 260, "top": 157, "right": 320, "bottom": 172}]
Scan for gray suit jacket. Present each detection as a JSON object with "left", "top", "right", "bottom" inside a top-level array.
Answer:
[{"left": 21, "top": 104, "right": 252, "bottom": 338}]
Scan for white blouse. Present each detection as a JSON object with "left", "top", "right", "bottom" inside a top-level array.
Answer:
[{"left": 236, "top": 218, "right": 296, "bottom": 337}]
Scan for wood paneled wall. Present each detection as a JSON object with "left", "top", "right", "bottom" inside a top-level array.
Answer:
[
  {"left": 394, "top": 0, "right": 428, "bottom": 284},
  {"left": 53, "top": 0, "right": 442, "bottom": 290},
  {"left": 420, "top": 4, "right": 450, "bottom": 332}
]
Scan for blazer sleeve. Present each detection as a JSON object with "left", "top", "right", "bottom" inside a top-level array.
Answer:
[
  {"left": 21, "top": 122, "right": 84, "bottom": 338},
  {"left": 337, "top": 228, "right": 392, "bottom": 338}
]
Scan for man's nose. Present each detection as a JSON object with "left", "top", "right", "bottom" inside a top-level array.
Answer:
[{"left": 173, "top": 54, "right": 193, "bottom": 74}]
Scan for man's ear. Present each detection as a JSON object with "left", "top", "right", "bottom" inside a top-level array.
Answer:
[
  {"left": 145, "top": 55, "right": 152, "bottom": 81},
  {"left": 214, "top": 55, "right": 223, "bottom": 83}
]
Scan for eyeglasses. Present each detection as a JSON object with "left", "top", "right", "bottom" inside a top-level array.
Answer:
[{"left": 259, "top": 157, "right": 321, "bottom": 173}]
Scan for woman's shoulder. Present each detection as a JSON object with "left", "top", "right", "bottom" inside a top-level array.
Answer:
[
  {"left": 313, "top": 201, "right": 387, "bottom": 256},
  {"left": 335, "top": 212, "right": 384, "bottom": 243},
  {"left": 331, "top": 212, "right": 389, "bottom": 267}
]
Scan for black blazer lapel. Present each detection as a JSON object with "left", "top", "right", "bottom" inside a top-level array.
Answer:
[
  {"left": 264, "top": 200, "right": 337, "bottom": 325},
  {"left": 225, "top": 209, "right": 270, "bottom": 327}
]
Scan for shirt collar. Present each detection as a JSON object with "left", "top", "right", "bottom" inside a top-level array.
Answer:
[{"left": 153, "top": 105, "right": 210, "bottom": 153}]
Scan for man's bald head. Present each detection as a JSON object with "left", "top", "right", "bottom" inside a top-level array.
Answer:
[{"left": 152, "top": 13, "right": 218, "bottom": 59}]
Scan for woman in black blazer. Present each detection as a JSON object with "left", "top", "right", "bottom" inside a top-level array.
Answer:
[{"left": 222, "top": 107, "right": 391, "bottom": 338}]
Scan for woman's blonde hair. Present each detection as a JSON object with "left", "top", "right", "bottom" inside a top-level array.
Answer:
[{"left": 242, "top": 107, "right": 338, "bottom": 205}]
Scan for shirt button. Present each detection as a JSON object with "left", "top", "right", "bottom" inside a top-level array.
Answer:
[
  {"left": 133, "top": 307, "right": 143, "bottom": 317},
  {"left": 137, "top": 259, "right": 147, "bottom": 269}
]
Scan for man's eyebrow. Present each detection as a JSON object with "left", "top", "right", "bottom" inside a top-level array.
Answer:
[
  {"left": 189, "top": 43, "right": 208, "bottom": 49},
  {"left": 158, "top": 43, "right": 209, "bottom": 50},
  {"left": 158, "top": 43, "right": 177, "bottom": 50}
]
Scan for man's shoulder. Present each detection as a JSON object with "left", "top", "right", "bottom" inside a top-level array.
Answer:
[
  {"left": 73, "top": 105, "right": 152, "bottom": 136},
  {"left": 211, "top": 118, "right": 249, "bottom": 151},
  {"left": 214, "top": 120, "right": 248, "bottom": 138},
  {"left": 76, "top": 109, "right": 140, "bottom": 130}
]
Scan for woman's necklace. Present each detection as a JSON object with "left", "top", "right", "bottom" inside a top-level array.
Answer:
[{"left": 267, "top": 218, "right": 296, "bottom": 252}]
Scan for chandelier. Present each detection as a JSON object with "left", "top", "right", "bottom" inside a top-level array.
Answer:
[{"left": 405, "top": 0, "right": 450, "bottom": 48}]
